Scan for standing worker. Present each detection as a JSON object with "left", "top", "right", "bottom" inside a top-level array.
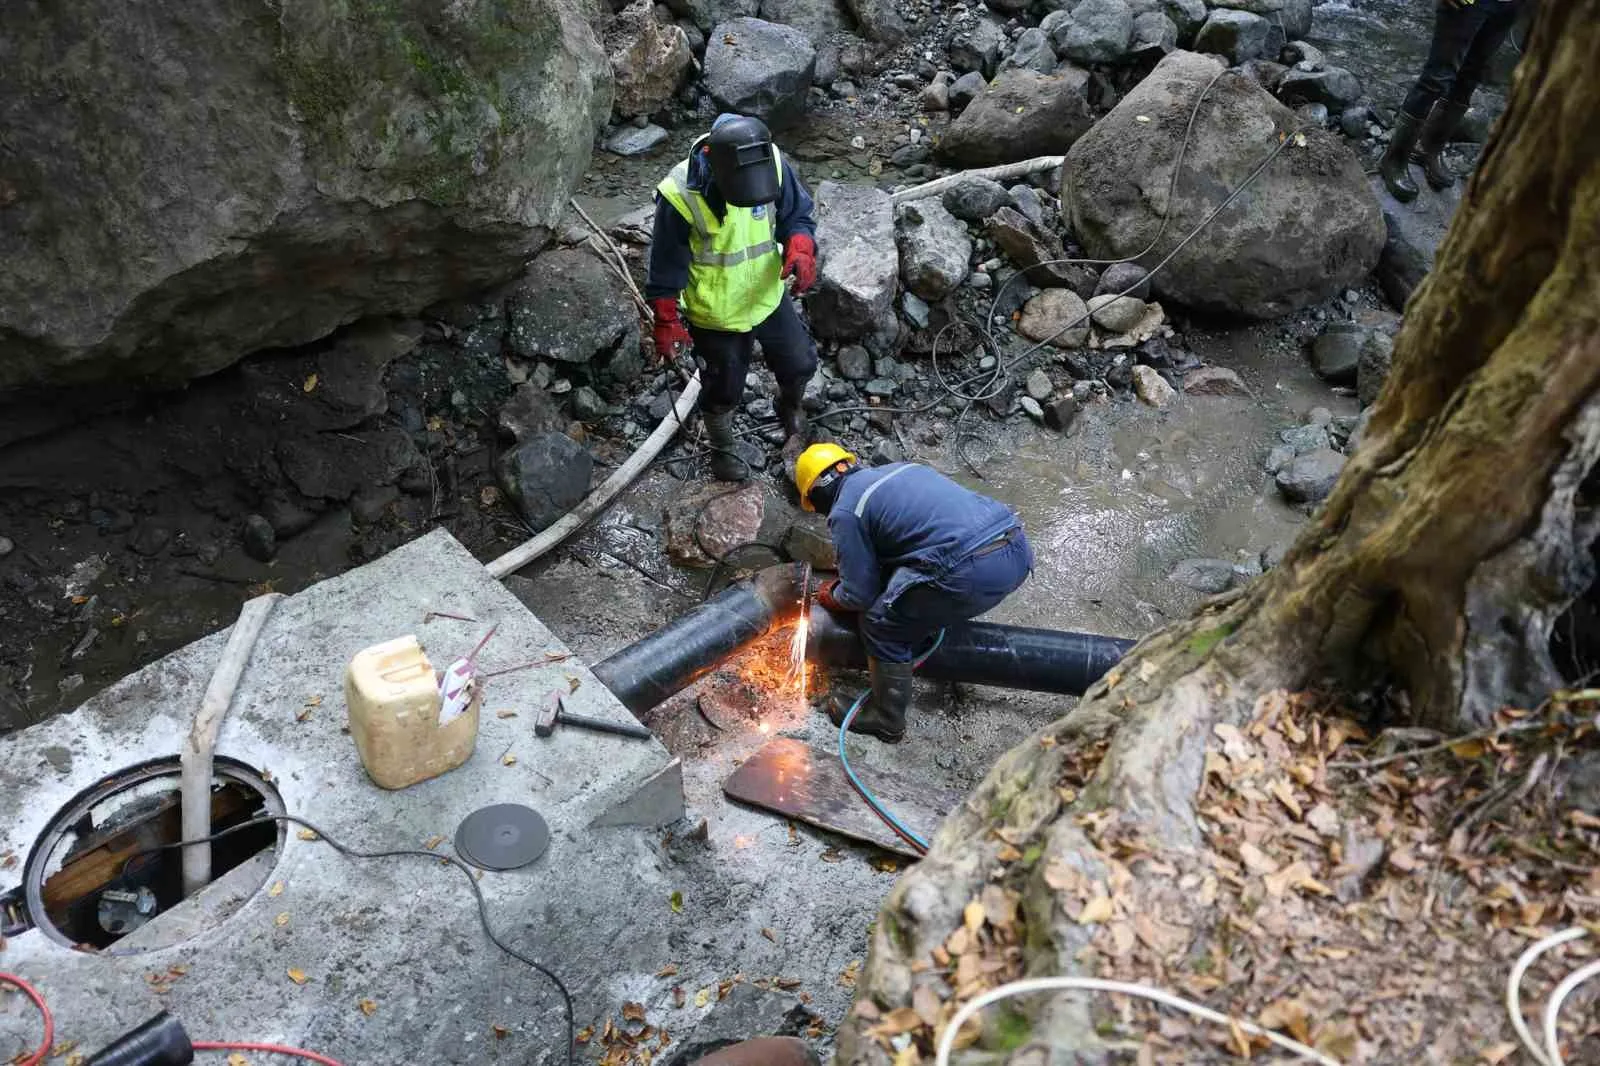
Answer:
[
  {"left": 646, "top": 114, "right": 820, "bottom": 481},
  {"left": 1379, "top": 0, "right": 1529, "bottom": 202},
  {"left": 795, "top": 444, "right": 1035, "bottom": 744}
]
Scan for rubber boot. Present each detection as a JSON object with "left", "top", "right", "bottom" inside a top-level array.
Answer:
[
  {"left": 691, "top": 1037, "right": 821, "bottom": 1066},
  {"left": 827, "top": 657, "right": 913, "bottom": 744},
  {"left": 1379, "top": 109, "right": 1424, "bottom": 203},
  {"left": 776, "top": 381, "right": 809, "bottom": 444},
  {"left": 702, "top": 407, "right": 747, "bottom": 482},
  {"left": 1412, "top": 101, "right": 1469, "bottom": 190}
]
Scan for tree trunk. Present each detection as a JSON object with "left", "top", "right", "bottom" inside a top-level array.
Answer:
[{"left": 841, "top": 5, "right": 1600, "bottom": 1063}]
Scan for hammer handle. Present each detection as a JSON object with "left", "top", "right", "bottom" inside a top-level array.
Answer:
[{"left": 558, "top": 710, "right": 654, "bottom": 740}]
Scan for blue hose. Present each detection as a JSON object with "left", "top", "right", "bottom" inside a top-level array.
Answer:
[{"left": 836, "top": 630, "right": 944, "bottom": 855}]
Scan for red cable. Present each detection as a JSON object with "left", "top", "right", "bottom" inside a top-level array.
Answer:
[
  {"left": 194, "top": 1041, "right": 347, "bottom": 1066},
  {"left": 0, "top": 971, "right": 54, "bottom": 1066}
]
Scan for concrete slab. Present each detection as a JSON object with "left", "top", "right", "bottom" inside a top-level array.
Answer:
[{"left": 0, "top": 530, "right": 687, "bottom": 1065}]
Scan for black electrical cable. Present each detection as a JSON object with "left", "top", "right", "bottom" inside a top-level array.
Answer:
[{"left": 121, "top": 813, "right": 576, "bottom": 1066}]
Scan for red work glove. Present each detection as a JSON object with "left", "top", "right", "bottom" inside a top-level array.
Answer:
[
  {"left": 815, "top": 578, "right": 850, "bottom": 613},
  {"left": 782, "top": 233, "right": 817, "bottom": 296},
  {"left": 651, "top": 298, "right": 692, "bottom": 365}
]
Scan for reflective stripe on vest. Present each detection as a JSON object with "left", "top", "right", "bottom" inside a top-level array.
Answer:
[{"left": 656, "top": 146, "right": 786, "bottom": 334}]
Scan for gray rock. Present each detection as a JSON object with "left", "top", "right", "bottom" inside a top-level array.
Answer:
[
  {"left": 1373, "top": 176, "right": 1457, "bottom": 309},
  {"left": 943, "top": 176, "right": 1013, "bottom": 222},
  {"left": 812, "top": 182, "right": 900, "bottom": 355},
  {"left": 278, "top": 429, "right": 421, "bottom": 501},
  {"left": 498, "top": 432, "right": 593, "bottom": 531},
  {"left": 1017, "top": 289, "right": 1091, "bottom": 348},
  {"left": 864, "top": 377, "right": 898, "bottom": 397},
  {"left": 608, "top": 0, "right": 694, "bottom": 117},
  {"left": 499, "top": 384, "right": 568, "bottom": 441},
  {"left": 837, "top": 345, "right": 873, "bottom": 380},
  {"left": 841, "top": 0, "right": 907, "bottom": 43},
  {"left": 1170, "top": 557, "right": 1235, "bottom": 594},
  {"left": 1275, "top": 447, "right": 1345, "bottom": 503},
  {"left": 1280, "top": 40, "right": 1325, "bottom": 68},
  {"left": 0, "top": 536, "right": 12, "bottom": 558},
  {"left": 242, "top": 515, "right": 276, "bottom": 563},
  {"left": 1239, "top": 58, "right": 1289, "bottom": 92},
  {"left": 1019, "top": 396, "right": 1045, "bottom": 420},
  {"left": 896, "top": 198, "right": 973, "bottom": 300},
  {"left": 757, "top": 0, "right": 850, "bottom": 42},
  {"left": 350, "top": 485, "right": 398, "bottom": 525},
  {"left": 602, "top": 123, "right": 671, "bottom": 156},
  {"left": 571, "top": 385, "right": 610, "bottom": 422},
  {"left": 0, "top": 0, "right": 610, "bottom": 393},
  {"left": 1215, "top": 0, "right": 1281, "bottom": 12},
  {"left": 938, "top": 66, "right": 1094, "bottom": 167},
  {"left": 507, "top": 249, "right": 639, "bottom": 364},
  {"left": 1280, "top": 0, "right": 1313, "bottom": 40},
  {"left": 1309, "top": 324, "right": 1364, "bottom": 385},
  {"left": 1053, "top": 0, "right": 1134, "bottom": 65},
  {"left": 1087, "top": 293, "right": 1148, "bottom": 333},
  {"left": 921, "top": 72, "right": 953, "bottom": 111},
  {"left": 1280, "top": 422, "right": 1329, "bottom": 454},
  {"left": 1182, "top": 366, "right": 1252, "bottom": 397},
  {"left": 783, "top": 512, "right": 837, "bottom": 569},
  {"left": 1357, "top": 330, "right": 1394, "bottom": 407},
  {"left": 1130, "top": 11, "right": 1178, "bottom": 58},
  {"left": 661, "top": 0, "right": 757, "bottom": 34},
  {"left": 1295, "top": 102, "right": 1331, "bottom": 128},
  {"left": 1132, "top": 364, "right": 1176, "bottom": 406},
  {"left": 1265, "top": 443, "right": 1295, "bottom": 473},
  {"left": 1278, "top": 66, "right": 1362, "bottom": 110},
  {"left": 987, "top": 207, "right": 1097, "bottom": 292},
  {"left": 1340, "top": 105, "right": 1373, "bottom": 139},
  {"left": 986, "top": 0, "right": 1031, "bottom": 13},
  {"left": 949, "top": 71, "right": 989, "bottom": 113},
  {"left": 664, "top": 483, "right": 791, "bottom": 568},
  {"left": 1193, "top": 9, "right": 1272, "bottom": 64},
  {"left": 901, "top": 292, "right": 931, "bottom": 328},
  {"left": 1094, "top": 261, "right": 1151, "bottom": 300},
  {"left": 1043, "top": 394, "right": 1081, "bottom": 432},
  {"left": 1161, "top": 0, "right": 1206, "bottom": 40},
  {"left": 704, "top": 18, "right": 816, "bottom": 127},
  {"left": 1000, "top": 28, "right": 1058, "bottom": 75},
  {"left": 1008, "top": 184, "right": 1047, "bottom": 227},
  {"left": 1063, "top": 51, "right": 1384, "bottom": 319},
  {"left": 1026, "top": 368, "right": 1054, "bottom": 401},
  {"left": 948, "top": 17, "right": 1007, "bottom": 79}
]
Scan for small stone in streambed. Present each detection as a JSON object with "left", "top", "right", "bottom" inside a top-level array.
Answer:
[
  {"left": 1181, "top": 366, "right": 1252, "bottom": 397},
  {"left": 1043, "top": 396, "right": 1080, "bottom": 434},
  {"left": 1019, "top": 396, "right": 1045, "bottom": 421},
  {"left": 0, "top": 535, "right": 13, "bottom": 558},
  {"left": 1169, "top": 557, "right": 1235, "bottom": 594},
  {"left": 1275, "top": 448, "right": 1346, "bottom": 503},
  {"left": 242, "top": 514, "right": 277, "bottom": 562},
  {"left": 1088, "top": 293, "right": 1150, "bottom": 334},
  {"left": 1025, "top": 369, "right": 1053, "bottom": 402},
  {"left": 1132, "top": 365, "right": 1175, "bottom": 407},
  {"left": 837, "top": 345, "right": 873, "bottom": 381}
]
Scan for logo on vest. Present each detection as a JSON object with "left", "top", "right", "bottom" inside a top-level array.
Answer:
[{"left": 751, "top": 205, "right": 767, "bottom": 219}]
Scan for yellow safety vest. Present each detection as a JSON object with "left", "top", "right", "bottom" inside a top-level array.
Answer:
[{"left": 656, "top": 144, "right": 785, "bottom": 333}]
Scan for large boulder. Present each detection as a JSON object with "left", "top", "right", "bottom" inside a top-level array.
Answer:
[
  {"left": 895, "top": 198, "right": 973, "bottom": 301},
  {"left": 936, "top": 67, "right": 1095, "bottom": 167},
  {"left": 1281, "top": 0, "right": 1313, "bottom": 39},
  {"left": 948, "top": 17, "right": 1008, "bottom": 79},
  {"left": 608, "top": 0, "right": 694, "bottom": 117},
  {"left": 1373, "top": 178, "right": 1458, "bottom": 308},
  {"left": 1052, "top": 0, "right": 1134, "bottom": 66},
  {"left": 703, "top": 18, "right": 816, "bottom": 127},
  {"left": 0, "top": 0, "right": 611, "bottom": 394},
  {"left": 811, "top": 182, "right": 899, "bottom": 355},
  {"left": 1062, "top": 51, "right": 1384, "bottom": 319},
  {"left": 1277, "top": 66, "right": 1363, "bottom": 111},
  {"left": 497, "top": 432, "right": 594, "bottom": 531},
  {"left": 662, "top": 0, "right": 758, "bottom": 33},
  {"left": 1193, "top": 8, "right": 1272, "bottom": 64},
  {"left": 1161, "top": 0, "right": 1207, "bottom": 41},
  {"left": 758, "top": 0, "right": 851, "bottom": 44},
  {"left": 842, "top": 0, "right": 907, "bottom": 43},
  {"left": 506, "top": 249, "right": 639, "bottom": 364}
]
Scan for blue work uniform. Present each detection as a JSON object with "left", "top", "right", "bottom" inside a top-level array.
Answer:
[{"left": 826, "top": 463, "right": 1034, "bottom": 663}]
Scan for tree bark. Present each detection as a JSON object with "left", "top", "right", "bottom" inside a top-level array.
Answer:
[{"left": 841, "top": 5, "right": 1600, "bottom": 1062}]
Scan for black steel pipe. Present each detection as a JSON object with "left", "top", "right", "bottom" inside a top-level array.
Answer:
[
  {"left": 805, "top": 606, "right": 1136, "bottom": 696},
  {"left": 591, "top": 563, "right": 805, "bottom": 714}
]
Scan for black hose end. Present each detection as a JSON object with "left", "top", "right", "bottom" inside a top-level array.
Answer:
[{"left": 86, "top": 1012, "right": 195, "bottom": 1065}]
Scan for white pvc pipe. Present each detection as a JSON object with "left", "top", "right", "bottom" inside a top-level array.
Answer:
[{"left": 179, "top": 593, "right": 284, "bottom": 897}]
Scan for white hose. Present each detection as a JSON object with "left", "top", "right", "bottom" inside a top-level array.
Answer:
[
  {"left": 1543, "top": 957, "right": 1600, "bottom": 1065},
  {"left": 931, "top": 976, "right": 1342, "bottom": 1066},
  {"left": 1507, "top": 926, "right": 1587, "bottom": 1066}
]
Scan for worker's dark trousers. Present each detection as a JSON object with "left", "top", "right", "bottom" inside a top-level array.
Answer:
[
  {"left": 1401, "top": 0, "right": 1522, "bottom": 116},
  {"left": 689, "top": 296, "right": 818, "bottom": 411},
  {"left": 862, "top": 531, "right": 1035, "bottom": 664}
]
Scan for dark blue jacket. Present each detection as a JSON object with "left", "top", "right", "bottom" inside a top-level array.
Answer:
[
  {"left": 826, "top": 463, "right": 1021, "bottom": 611},
  {"left": 644, "top": 150, "right": 816, "bottom": 301}
]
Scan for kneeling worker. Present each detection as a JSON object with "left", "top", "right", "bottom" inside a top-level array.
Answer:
[
  {"left": 646, "top": 113, "right": 819, "bottom": 481},
  {"left": 795, "top": 444, "right": 1035, "bottom": 743}
]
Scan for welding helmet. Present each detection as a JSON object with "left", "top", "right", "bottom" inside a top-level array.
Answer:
[
  {"left": 795, "top": 443, "right": 858, "bottom": 512},
  {"left": 706, "top": 114, "right": 779, "bottom": 207}
]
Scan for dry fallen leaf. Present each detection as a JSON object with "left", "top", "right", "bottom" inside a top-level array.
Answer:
[
  {"left": 275, "top": 912, "right": 290, "bottom": 927},
  {"left": 1239, "top": 841, "right": 1279, "bottom": 875},
  {"left": 963, "top": 900, "right": 985, "bottom": 935},
  {"left": 576, "top": 1026, "right": 595, "bottom": 1045},
  {"left": 359, "top": 999, "right": 378, "bottom": 1017},
  {"left": 694, "top": 988, "right": 711, "bottom": 1008},
  {"left": 492, "top": 1024, "right": 510, "bottom": 1040},
  {"left": 762, "top": 927, "right": 778, "bottom": 943},
  {"left": 502, "top": 753, "right": 517, "bottom": 766},
  {"left": 656, "top": 963, "right": 678, "bottom": 977},
  {"left": 622, "top": 1002, "right": 647, "bottom": 1024},
  {"left": 302, "top": 373, "right": 318, "bottom": 393},
  {"left": 228, "top": 1054, "right": 251, "bottom": 1066},
  {"left": 496, "top": 709, "right": 518, "bottom": 719},
  {"left": 912, "top": 985, "right": 942, "bottom": 1027},
  {"left": 1078, "top": 896, "right": 1114, "bottom": 925},
  {"left": 287, "top": 968, "right": 309, "bottom": 985},
  {"left": 296, "top": 829, "right": 319, "bottom": 842}
]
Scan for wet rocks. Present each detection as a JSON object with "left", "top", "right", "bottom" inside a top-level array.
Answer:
[
  {"left": 1309, "top": 323, "right": 1364, "bottom": 385},
  {"left": 1063, "top": 51, "right": 1384, "bottom": 319},
  {"left": 571, "top": 386, "right": 610, "bottom": 422},
  {"left": 1170, "top": 557, "right": 1234, "bottom": 594},
  {"left": 949, "top": 71, "right": 988, "bottom": 113},
  {"left": 498, "top": 384, "right": 568, "bottom": 441},
  {"left": 896, "top": 199, "right": 972, "bottom": 300},
  {"left": 842, "top": 0, "right": 907, "bottom": 44},
  {"left": 1182, "top": 366, "right": 1252, "bottom": 397},
  {"left": 1357, "top": 331, "right": 1394, "bottom": 407},
  {"left": 1001, "top": 28, "right": 1058, "bottom": 75},
  {"left": 757, "top": 0, "right": 850, "bottom": 43},
  {"left": 608, "top": 0, "right": 694, "bottom": 117},
  {"left": 937, "top": 67, "right": 1095, "bottom": 167},
  {"left": 783, "top": 512, "right": 837, "bottom": 569},
  {"left": 703, "top": 18, "right": 817, "bottom": 127},
  {"left": 837, "top": 345, "right": 873, "bottom": 380},
  {"left": 811, "top": 182, "right": 899, "bottom": 355},
  {"left": 1160, "top": 0, "right": 1206, "bottom": 40},
  {"left": 279, "top": 429, "right": 420, "bottom": 502},
  {"left": 1043, "top": 394, "right": 1081, "bottom": 432},
  {"left": 497, "top": 432, "right": 593, "bottom": 531},
  {"left": 948, "top": 17, "right": 1007, "bottom": 79},
  {"left": 1280, "top": 0, "right": 1313, "bottom": 40},
  {"left": 1130, "top": 11, "right": 1179, "bottom": 60},
  {"left": 1053, "top": 0, "right": 1134, "bottom": 65},
  {"left": 1373, "top": 177, "right": 1458, "bottom": 309},
  {"left": 1132, "top": 364, "right": 1176, "bottom": 407},
  {"left": 987, "top": 208, "right": 1093, "bottom": 291},
  {"left": 507, "top": 249, "right": 639, "bottom": 364},
  {"left": 1094, "top": 262, "right": 1151, "bottom": 301},
  {"left": 1087, "top": 293, "right": 1147, "bottom": 333},
  {"left": 943, "top": 177, "right": 1013, "bottom": 223},
  {"left": 1278, "top": 67, "right": 1363, "bottom": 111},
  {"left": 663, "top": 482, "right": 789, "bottom": 567},
  {"left": 1026, "top": 369, "right": 1054, "bottom": 401},
  {"left": 921, "top": 73, "right": 953, "bottom": 111},
  {"left": 242, "top": 515, "right": 276, "bottom": 563},
  {"left": 1193, "top": 9, "right": 1271, "bottom": 64},
  {"left": 1017, "top": 289, "right": 1091, "bottom": 348},
  {"left": 1276, "top": 448, "right": 1345, "bottom": 504}
]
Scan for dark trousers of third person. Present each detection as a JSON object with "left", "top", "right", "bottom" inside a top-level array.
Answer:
[
  {"left": 689, "top": 295, "right": 818, "bottom": 412},
  {"left": 1402, "top": 1, "right": 1523, "bottom": 118}
]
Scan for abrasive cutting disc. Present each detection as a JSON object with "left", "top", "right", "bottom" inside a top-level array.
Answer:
[{"left": 454, "top": 804, "right": 550, "bottom": 871}]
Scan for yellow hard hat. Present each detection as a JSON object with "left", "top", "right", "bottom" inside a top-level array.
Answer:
[{"left": 795, "top": 442, "right": 857, "bottom": 511}]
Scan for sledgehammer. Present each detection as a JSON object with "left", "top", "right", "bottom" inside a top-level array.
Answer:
[{"left": 533, "top": 690, "right": 654, "bottom": 741}]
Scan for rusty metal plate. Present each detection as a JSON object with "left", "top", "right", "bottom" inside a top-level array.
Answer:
[{"left": 722, "top": 737, "right": 961, "bottom": 858}]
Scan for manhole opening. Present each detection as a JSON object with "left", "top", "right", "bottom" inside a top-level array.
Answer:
[{"left": 21, "top": 756, "right": 283, "bottom": 952}]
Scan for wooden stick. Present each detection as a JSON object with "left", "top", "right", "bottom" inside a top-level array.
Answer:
[
  {"left": 889, "top": 155, "right": 1066, "bottom": 204},
  {"left": 486, "top": 370, "right": 704, "bottom": 579},
  {"left": 570, "top": 197, "right": 654, "bottom": 321},
  {"left": 180, "top": 593, "right": 283, "bottom": 896}
]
